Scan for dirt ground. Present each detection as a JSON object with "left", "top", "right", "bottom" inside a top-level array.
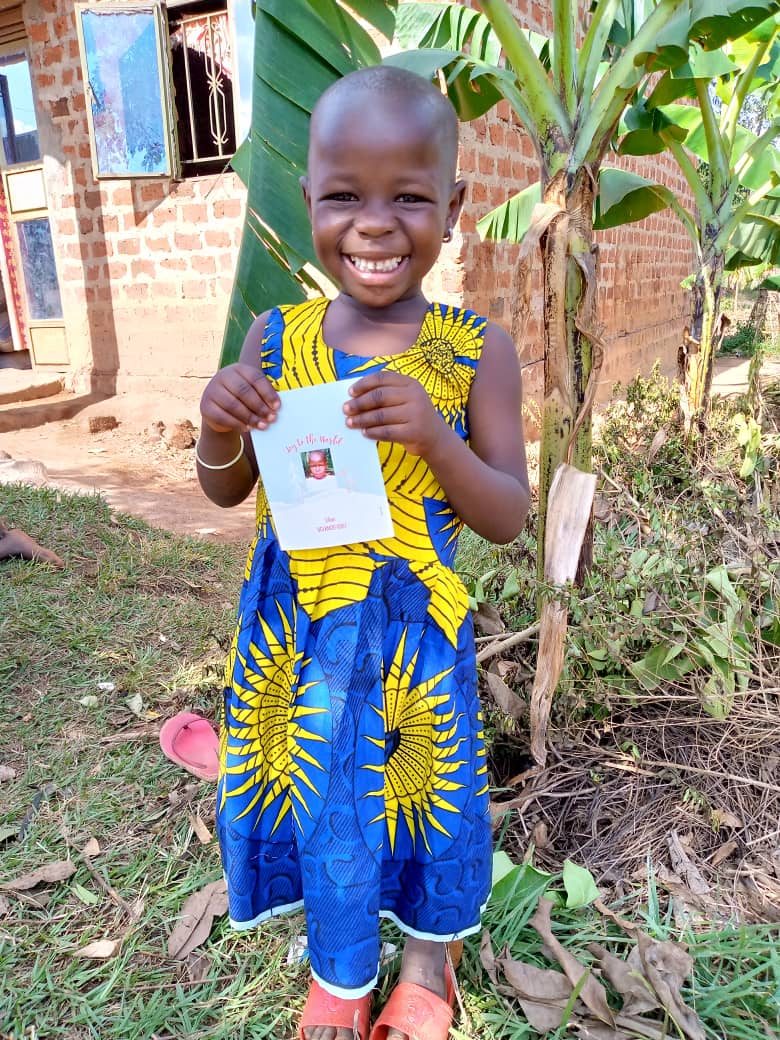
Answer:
[
  {"left": 0, "top": 391, "right": 256, "bottom": 543},
  {"left": 0, "top": 354, "right": 775, "bottom": 544}
]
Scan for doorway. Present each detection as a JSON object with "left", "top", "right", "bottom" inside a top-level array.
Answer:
[{"left": 0, "top": 47, "right": 68, "bottom": 367}]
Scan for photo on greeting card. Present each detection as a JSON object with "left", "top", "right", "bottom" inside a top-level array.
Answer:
[{"left": 250, "top": 379, "right": 394, "bottom": 550}]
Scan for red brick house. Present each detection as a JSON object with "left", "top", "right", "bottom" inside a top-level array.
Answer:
[{"left": 3, "top": 0, "right": 693, "bottom": 411}]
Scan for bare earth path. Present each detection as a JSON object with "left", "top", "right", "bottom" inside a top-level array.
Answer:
[{"left": 0, "top": 393, "right": 256, "bottom": 544}]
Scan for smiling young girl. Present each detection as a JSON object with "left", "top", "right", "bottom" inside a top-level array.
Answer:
[{"left": 197, "top": 66, "right": 530, "bottom": 1040}]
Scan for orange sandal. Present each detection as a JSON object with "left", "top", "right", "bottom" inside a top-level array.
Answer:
[
  {"left": 299, "top": 979, "right": 372, "bottom": 1039},
  {"left": 369, "top": 967, "right": 455, "bottom": 1040}
]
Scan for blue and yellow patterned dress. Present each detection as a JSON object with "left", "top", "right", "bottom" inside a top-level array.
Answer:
[{"left": 217, "top": 297, "right": 492, "bottom": 998}]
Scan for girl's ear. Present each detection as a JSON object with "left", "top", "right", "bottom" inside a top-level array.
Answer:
[
  {"left": 446, "top": 179, "right": 467, "bottom": 230},
  {"left": 300, "top": 176, "right": 312, "bottom": 219}
]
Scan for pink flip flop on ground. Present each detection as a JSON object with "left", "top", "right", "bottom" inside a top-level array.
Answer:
[{"left": 159, "top": 712, "right": 220, "bottom": 782}]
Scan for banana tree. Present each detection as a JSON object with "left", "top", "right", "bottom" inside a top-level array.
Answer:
[
  {"left": 391, "top": 0, "right": 780, "bottom": 572},
  {"left": 220, "top": 0, "right": 399, "bottom": 365},
  {"left": 596, "top": 12, "right": 780, "bottom": 439}
]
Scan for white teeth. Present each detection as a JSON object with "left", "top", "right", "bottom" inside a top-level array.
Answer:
[{"left": 349, "top": 256, "right": 403, "bottom": 273}]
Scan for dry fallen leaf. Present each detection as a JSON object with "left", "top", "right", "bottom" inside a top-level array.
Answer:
[
  {"left": 0, "top": 765, "right": 17, "bottom": 782},
  {"left": 531, "top": 821, "right": 549, "bottom": 848},
  {"left": 530, "top": 897, "right": 615, "bottom": 1026},
  {"left": 647, "top": 426, "right": 669, "bottom": 462},
  {"left": 73, "top": 938, "right": 122, "bottom": 960},
  {"left": 189, "top": 813, "right": 213, "bottom": 845},
  {"left": 473, "top": 601, "right": 504, "bottom": 636},
  {"left": 186, "top": 951, "right": 211, "bottom": 983},
  {"left": 167, "top": 879, "right": 228, "bottom": 960},
  {"left": 82, "top": 837, "right": 101, "bottom": 859},
  {"left": 589, "top": 943, "right": 659, "bottom": 1016},
  {"left": 0, "top": 894, "right": 10, "bottom": 915},
  {"left": 574, "top": 1022, "right": 636, "bottom": 1040},
  {"left": 668, "top": 831, "right": 710, "bottom": 896},
  {"left": 636, "top": 931, "right": 705, "bottom": 1040},
  {"left": 710, "top": 840, "right": 738, "bottom": 867},
  {"left": 0, "top": 860, "right": 76, "bottom": 892},
  {"left": 711, "top": 809, "right": 743, "bottom": 830},
  {"left": 496, "top": 945, "right": 574, "bottom": 1031},
  {"left": 485, "top": 669, "right": 526, "bottom": 720}
]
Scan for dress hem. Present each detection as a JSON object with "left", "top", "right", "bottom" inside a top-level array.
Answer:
[
  {"left": 379, "top": 905, "right": 487, "bottom": 943},
  {"left": 228, "top": 897, "right": 305, "bottom": 931},
  {"left": 226, "top": 899, "right": 487, "bottom": 999}
]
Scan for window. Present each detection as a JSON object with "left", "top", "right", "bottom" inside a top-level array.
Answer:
[
  {"left": 167, "top": 0, "right": 237, "bottom": 176},
  {"left": 75, "top": 0, "right": 240, "bottom": 179}
]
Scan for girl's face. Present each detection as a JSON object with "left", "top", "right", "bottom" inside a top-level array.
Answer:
[{"left": 303, "top": 101, "right": 464, "bottom": 311}]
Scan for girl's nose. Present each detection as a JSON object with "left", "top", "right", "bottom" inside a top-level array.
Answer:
[{"left": 354, "top": 200, "right": 394, "bottom": 236}]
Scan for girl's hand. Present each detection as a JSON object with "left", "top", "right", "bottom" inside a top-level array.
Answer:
[
  {"left": 200, "top": 363, "right": 281, "bottom": 434},
  {"left": 343, "top": 371, "right": 446, "bottom": 457}
]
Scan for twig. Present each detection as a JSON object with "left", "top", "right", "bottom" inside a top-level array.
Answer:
[
  {"left": 595, "top": 466, "right": 646, "bottom": 515},
  {"left": 445, "top": 943, "right": 470, "bottom": 1033},
  {"left": 476, "top": 622, "right": 541, "bottom": 664},
  {"left": 600, "top": 750, "right": 780, "bottom": 795},
  {"left": 60, "top": 829, "right": 141, "bottom": 922},
  {"left": 744, "top": 825, "right": 780, "bottom": 847}
]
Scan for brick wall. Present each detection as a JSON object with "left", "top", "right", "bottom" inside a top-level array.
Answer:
[
  {"left": 25, "top": 0, "right": 246, "bottom": 395},
  {"left": 25, "top": 0, "right": 695, "bottom": 408}
]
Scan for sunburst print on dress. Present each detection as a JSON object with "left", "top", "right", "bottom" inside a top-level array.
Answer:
[
  {"left": 387, "top": 304, "right": 483, "bottom": 424},
  {"left": 423, "top": 496, "right": 462, "bottom": 569},
  {"left": 221, "top": 598, "right": 329, "bottom": 837},
  {"left": 347, "top": 303, "right": 484, "bottom": 425},
  {"left": 361, "top": 630, "right": 470, "bottom": 858}
]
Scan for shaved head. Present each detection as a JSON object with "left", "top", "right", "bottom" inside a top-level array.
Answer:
[{"left": 310, "top": 65, "right": 459, "bottom": 180}]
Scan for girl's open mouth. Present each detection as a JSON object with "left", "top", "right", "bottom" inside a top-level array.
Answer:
[{"left": 346, "top": 255, "right": 406, "bottom": 275}]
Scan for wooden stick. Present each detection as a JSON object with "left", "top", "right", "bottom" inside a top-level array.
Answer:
[{"left": 475, "top": 622, "right": 541, "bottom": 663}]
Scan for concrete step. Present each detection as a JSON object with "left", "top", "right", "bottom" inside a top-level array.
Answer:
[
  {"left": 0, "top": 390, "right": 112, "bottom": 434},
  {"left": 0, "top": 371, "right": 64, "bottom": 407}
]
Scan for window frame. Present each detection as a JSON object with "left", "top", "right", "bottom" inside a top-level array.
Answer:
[
  {"left": 166, "top": 0, "right": 240, "bottom": 178},
  {"left": 74, "top": 1, "right": 178, "bottom": 180}
]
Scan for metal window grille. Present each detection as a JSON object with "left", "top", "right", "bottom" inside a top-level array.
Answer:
[{"left": 169, "top": 9, "right": 236, "bottom": 172}]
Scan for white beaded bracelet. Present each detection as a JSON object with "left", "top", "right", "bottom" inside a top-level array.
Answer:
[{"left": 195, "top": 436, "right": 245, "bottom": 470}]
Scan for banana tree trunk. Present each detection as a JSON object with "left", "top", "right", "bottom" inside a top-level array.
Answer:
[
  {"left": 679, "top": 250, "right": 726, "bottom": 441},
  {"left": 537, "top": 170, "right": 596, "bottom": 581},
  {"left": 748, "top": 287, "right": 770, "bottom": 339}
]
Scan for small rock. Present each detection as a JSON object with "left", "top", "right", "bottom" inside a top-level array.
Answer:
[
  {"left": 165, "top": 420, "right": 197, "bottom": 451},
  {"left": 145, "top": 420, "right": 165, "bottom": 441},
  {"left": 88, "top": 415, "right": 119, "bottom": 434}
]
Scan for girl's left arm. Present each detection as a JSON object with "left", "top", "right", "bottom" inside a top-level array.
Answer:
[{"left": 344, "top": 322, "right": 531, "bottom": 544}]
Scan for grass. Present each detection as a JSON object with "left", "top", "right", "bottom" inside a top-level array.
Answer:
[{"left": 2, "top": 484, "right": 779, "bottom": 1038}]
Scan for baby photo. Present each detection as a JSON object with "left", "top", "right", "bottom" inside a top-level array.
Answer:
[{"left": 301, "top": 449, "right": 337, "bottom": 494}]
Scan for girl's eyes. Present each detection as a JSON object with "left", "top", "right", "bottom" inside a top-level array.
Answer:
[{"left": 321, "top": 193, "right": 431, "bottom": 204}]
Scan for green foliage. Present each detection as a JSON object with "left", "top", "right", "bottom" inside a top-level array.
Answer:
[
  {"left": 460, "top": 366, "right": 778, "bottom": 728},
  {"left": 721, "top": 319, "right": 763, "bottom": 355},
  {"left": 565, "top": 369, "right": 779, "bottom": 719}
]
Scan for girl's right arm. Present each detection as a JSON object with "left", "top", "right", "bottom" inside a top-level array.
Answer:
[{"left": 197, "top": 310, "right": 281, "bottom": 508}]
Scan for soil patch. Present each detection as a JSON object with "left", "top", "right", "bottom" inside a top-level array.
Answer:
[{"left": 0, "top": 398, "right": 256, "bottom": 544}]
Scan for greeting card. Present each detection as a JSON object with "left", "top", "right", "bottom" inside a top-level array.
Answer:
[{"left": 250, "top": 379, "right": 394, "bottom": 550}]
